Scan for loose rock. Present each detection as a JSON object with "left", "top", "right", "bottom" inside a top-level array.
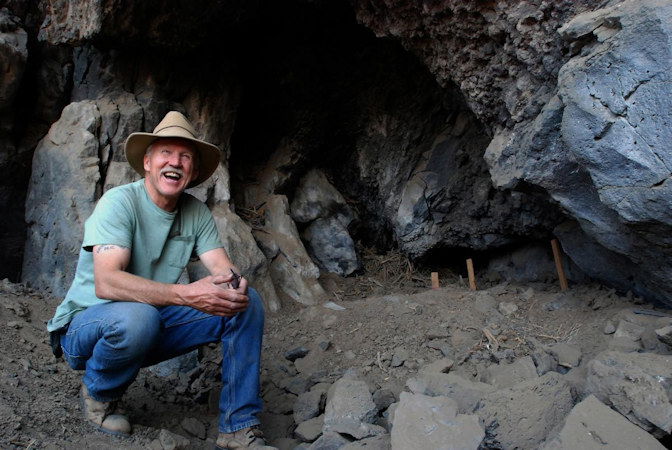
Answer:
[
  {"left": 418, "top": 358, "right": 454, "bottom": 374},
  {"left": 603, "top": 321, "right": 616, "bottom": 334},
  {"left": 547, "top": 343, "right": 582, "bottom": 368},
  {"left": 308, "top": 431, "right": 351, "bottom": 450},
  {"left": 407, "top": 372, "right": 495, "bottom": 414},
  {"left": 477, "top": 372, "right": 573, "bottom": 449},
  {"left": 285, "top": 346, "right": 311, "bottom": 362},
  {"left": 614, "top": 320, "right": 645, "bottom": 342},
  {"left": 585, "top": 350, "right": 672, "bottom": 433},
  {"left": 485, "top": 355, "right": 538, "bottom": 388},
  {"left": 341, "top": 434, "right": 390, "bottom": 449},
  {"left": 295, "top": 415, "right": 324, "bottom": 442},
  {"left": 390, "top": 347, "right": 408, "bottom": 368},
  {"left": 156, "top": 429, "right": 191, "bottom": 450},
  {"left": 655, "top": 325, "right": 672, "bottom": 346},
  {"left": 372, "top": 389, "right": 396, "bottom": 412},
  {"left": 543, "top": 395, "right": 665, "bottom": 450},
  {"left": 294, "top": 388, "right": 326, "bottom": 423},
  {"left": 323, "top": 376, "right": 382, "bottom": 439},
  {"left": 391, "top": 392, "right": 484, "bottom": 450},
  {"left": 180, "top": 417, "right": 206, "bottom": 440},
  {"left": 498, "top": 301, "right": 518, "bottom": 316}
]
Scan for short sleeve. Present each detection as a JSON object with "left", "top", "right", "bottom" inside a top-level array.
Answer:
[
  {"left": 82, "top": 190, "right": 134, "bottom": 252},
  {"left": 194, "top": 203, "right": 223, "bottom": 256}
]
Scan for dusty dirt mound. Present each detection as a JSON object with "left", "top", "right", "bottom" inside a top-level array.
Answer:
[{"left": 1, "top": 276, "right": 671, "bottom": 448}]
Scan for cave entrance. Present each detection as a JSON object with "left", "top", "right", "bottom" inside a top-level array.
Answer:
[{"left": 228, "top": 0, "right": 495, "bottom": 284}]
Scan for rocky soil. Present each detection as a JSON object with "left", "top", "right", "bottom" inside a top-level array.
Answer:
[{"left": 2, "top": 270, "right": 672, "bottom": 449}]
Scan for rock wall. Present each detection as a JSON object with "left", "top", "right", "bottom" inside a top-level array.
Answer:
[
  {"left": 486, "top": 0, "right": 672, "bottom": 304},
  {"left": 0, "top": 7, "right": 29, "bottom": 280},
  {"left": 0, "top": 5, "right": 72, "bottom": 280},
  {"left": 4, "top": 0, "right": 672, "bottom": 307},
  {"left": 352, "top": 0, "right": 597, "bottom": 128},
  {"left": 22, "top": 101, "right": 101, "bottom": 295},
  {"left": 352, "top": 0, "right": 672, "bottom": 305}
]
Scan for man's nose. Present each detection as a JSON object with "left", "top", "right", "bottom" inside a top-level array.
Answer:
[{"left": 168, "top": 152, "right": 181, "bottom": 166}]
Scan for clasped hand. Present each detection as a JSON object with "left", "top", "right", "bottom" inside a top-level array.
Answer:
[{"left": 180, "top": 274, "right": 249, "bottom": 317}]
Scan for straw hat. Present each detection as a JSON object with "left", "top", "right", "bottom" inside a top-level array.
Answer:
[{"left": 124, "top": 111, "right": 221, "bottom": 187}]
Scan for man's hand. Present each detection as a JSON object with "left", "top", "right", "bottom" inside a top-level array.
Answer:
[{"left": 177, "top": 274, "right": 250, "bottom": 317}]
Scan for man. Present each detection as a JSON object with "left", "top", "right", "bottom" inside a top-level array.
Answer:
[{"left": 47, "top": 111, "right": 275, "bottom": 449}]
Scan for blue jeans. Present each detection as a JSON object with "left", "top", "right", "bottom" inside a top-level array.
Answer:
[{"left": 60, "top": 288, "right": 265, "bottom": 433}]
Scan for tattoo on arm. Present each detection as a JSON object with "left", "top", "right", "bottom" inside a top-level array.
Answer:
[{"left": 96, "top": 244, "right": 128, "bottom": 254}]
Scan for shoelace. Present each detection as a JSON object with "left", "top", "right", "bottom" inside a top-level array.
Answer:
[{"left": 242, "top": 427, "right": 264, "bottom": 445}]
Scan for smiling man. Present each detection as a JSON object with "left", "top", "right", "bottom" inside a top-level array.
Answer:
[{"left": 47, "top": 111, "right": 275, "bottom": 449}]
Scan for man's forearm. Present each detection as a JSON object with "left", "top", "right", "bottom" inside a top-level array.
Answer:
[{"left": 95, "top": 268, "right": 185, "bottom": 306}]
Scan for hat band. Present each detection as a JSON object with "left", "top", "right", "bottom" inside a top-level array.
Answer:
[{"left": 154, "top": 124, "right": 197, "bottom": 138}]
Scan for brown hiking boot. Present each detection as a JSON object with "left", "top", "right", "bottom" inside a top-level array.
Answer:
[
  {"left": 80, "top": 384, "right": 132, "bottom": 436},
  {"left": 215, "top": 426, "right": 277, "bottom": 449}
]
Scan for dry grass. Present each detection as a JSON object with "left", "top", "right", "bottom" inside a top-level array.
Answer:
[
  {"left": 236, "top": 203, "right": 266, "bottom": 230},
  {"left": 331, "top": 247, "right": 441, "bottom": 300}
]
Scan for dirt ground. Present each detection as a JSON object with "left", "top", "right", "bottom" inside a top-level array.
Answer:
[{"left": 1, "top": 263, "right": 670, "bottom": 449}]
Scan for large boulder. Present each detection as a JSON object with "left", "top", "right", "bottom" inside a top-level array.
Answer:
[
  {"left": 291, "top": 169, "right": 360, "bottom": 276},
  {"left": 486, "top": 0, "right": 672, "bottom": 306},
  {"left": 302, "top": 218, "right": 360, "bottom": 276},
  {"left": 585, "top": 350, "right": 672, "bottom": 433},
  {"left": 22, "top": 101, "right": 101, "bottom": 296},
  {"left": 209, "top": 205, "right": 280, "bottom": 312},
  {"left": 391, "top": 392, "right": 484, "bottom": 450},
  {"left": 264, "top": 195, "right": 326, "bottom": 306},
  {"left": 291, "top": 169, "right": 355, "bottom": 226}
]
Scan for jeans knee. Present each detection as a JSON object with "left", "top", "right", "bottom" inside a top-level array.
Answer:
[
  {"left": 106, "top": 303, "right": 161, "bottom": 353},
  {"left": 247, "top": 288, "right": 265, "bottom": 322}
]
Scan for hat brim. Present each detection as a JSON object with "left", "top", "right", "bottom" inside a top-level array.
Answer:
[{"left": 124, "top": 133, "right": 221, "bottom": 188}]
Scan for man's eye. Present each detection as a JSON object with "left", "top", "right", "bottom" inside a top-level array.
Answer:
[{"left": 161, "top": 149, "right": 169, "bottom": 154}]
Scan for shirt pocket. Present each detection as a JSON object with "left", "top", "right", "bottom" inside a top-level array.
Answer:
[{"left": 165, "top": 235, "right": 196, "bottom": 269}]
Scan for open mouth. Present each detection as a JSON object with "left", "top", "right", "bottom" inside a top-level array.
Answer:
[{"left": 162, "top": 171, "right": 183, "bottom": 182}]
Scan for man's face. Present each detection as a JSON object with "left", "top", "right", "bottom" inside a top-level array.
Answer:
[{"left": 143, "top": 138, "right": 199, "bottom": 202}]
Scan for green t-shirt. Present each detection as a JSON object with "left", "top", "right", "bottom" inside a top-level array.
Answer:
[{"left": 47, "top": 179, "right": 223, "bottom": 332}]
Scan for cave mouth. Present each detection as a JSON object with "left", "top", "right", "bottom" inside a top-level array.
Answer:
[{"left": 228, "top": 0, "right": 503, "bottom": 272}]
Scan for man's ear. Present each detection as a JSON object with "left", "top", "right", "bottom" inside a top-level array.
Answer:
[{"left": 143, "top": 153, "right": 151, "bottom": 172}]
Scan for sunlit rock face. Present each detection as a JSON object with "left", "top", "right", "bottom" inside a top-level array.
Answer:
[{"left": 4, "top": 0, "right": 672, "bottom": 306}]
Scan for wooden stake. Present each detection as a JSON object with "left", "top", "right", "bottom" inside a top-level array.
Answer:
[
  {"left": 466, "top": 258, "right": 477, "bottom": 291},
  {"left": 551, "top": 239, "right": 569, "bottom": 291},
  {"left": 431, "top": 272, "right": 440, "bottom": 289}
]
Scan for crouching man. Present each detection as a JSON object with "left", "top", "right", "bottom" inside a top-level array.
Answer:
[{"left": 47, "top": 111, "right": 275, "bottom": 449}]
